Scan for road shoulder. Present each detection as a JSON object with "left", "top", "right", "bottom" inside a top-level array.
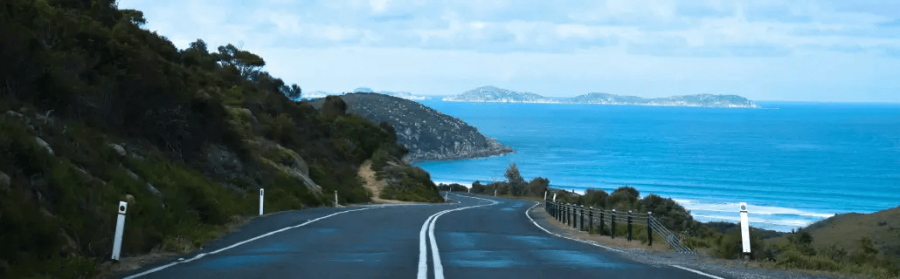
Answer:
[{"left": 527, "top": 204, "right": 849, "bottom": 279}]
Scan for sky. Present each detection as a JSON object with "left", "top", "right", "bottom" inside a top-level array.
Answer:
[{"left": 117, "top": 0, "right": 900, "bottom": 102}]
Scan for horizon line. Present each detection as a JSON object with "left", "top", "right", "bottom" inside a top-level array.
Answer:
[{"left": 304, "top": 90, "right": 900, "bottom": 104}]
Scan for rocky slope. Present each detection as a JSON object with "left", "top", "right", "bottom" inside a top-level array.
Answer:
[
  {"left": 444, "top": 86, "right": 760, "bottom": 108},
  {"left": 311, "top": 93, "right": 514, "bottom": 162}
]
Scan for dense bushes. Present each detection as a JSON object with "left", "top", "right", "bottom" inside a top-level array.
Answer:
[
  {"left": 437, "top": 183, "right": 468, "bottom": 192},
  {"left": 468, "top": 162, "right": 551, "bottom": 199},
  {"left": 378, "top": 166, "right": 443, "bottom": 203}
]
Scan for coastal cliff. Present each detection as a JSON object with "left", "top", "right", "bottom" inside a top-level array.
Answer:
[{"left": 312, "top": 93, "right": 513, "bottom": 162}]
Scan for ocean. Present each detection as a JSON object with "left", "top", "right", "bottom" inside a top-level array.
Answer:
[{"left": 413, "top": 101, "right": 900, "bottom": 232}]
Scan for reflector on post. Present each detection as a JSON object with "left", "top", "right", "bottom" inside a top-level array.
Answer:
[
  {"left": 112, "top": 201, "right": 127, "bottom": 261},
  {"left": 740, "top": 202, "right": 751, "bottom": 258},
  {"left": 259, "top": 188, "right": 264, "bottom": 216}
]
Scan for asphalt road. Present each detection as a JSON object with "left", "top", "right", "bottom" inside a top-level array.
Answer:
[{"left": 121, "top": 193, "right": 725, "bottom": 279}]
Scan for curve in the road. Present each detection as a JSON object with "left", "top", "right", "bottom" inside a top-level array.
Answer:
[{"left": 418, "top": 194, "right": 498, "bottom": 279}]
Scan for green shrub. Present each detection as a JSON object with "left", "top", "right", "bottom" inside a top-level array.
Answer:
[
  {"left": 775, "top": 250, "right": 840, "bottom": 271},
  {"left": 379, "top": 166, "right": 443, "bottom": 203}
]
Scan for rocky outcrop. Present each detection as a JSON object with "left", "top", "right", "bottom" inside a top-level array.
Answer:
[
  {"left": 249, "top": 140, "right": 322, "bottom": 193},
  {"left": 311, "top": 93, "right": 514, "bottom": 162}
]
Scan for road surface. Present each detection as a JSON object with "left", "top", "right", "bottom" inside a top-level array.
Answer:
[{"left": 122, "top": 193, "right": 725, "bottom": 279}]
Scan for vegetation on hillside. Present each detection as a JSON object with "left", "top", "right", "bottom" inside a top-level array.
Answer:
[
  {"left": 0, "top": 0, "right": 428, "bottom": 277},
  {"left": 369, "top": 136, "right": 443, "bottom": 203}
]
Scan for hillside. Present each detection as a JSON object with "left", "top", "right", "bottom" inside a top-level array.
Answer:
[
  {"left": 311, "top": 93, "right": 514, "bottom": 162},
  {"left": 777, "top": 206, "right": 900, "bottom": 264},
  {"left": 0, "top": 1, "right": 441, "bottom": 277},
  {"left": 444, "top": 86, "right": 760, "bottom": 108}
]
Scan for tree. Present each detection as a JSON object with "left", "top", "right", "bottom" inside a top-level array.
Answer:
[
  {"left": 582, "top": 188, "right": 608, "bottom": 208},
  {"left": 215, "top": 44, "right": 265, "bottom": 77},
  {"left": 280, "top": 84, "right": 302, "bottom": 99},
  {"left": 526, "top": 177, "right": 549, "bottom": 197},
  {"left": 471, "top": 180, "right": 485, "bottom": 193},
  {"left": 607, "top": 186, "right": 640, "bottom": 209},
  {"left": 504, "top": 162, "right": 526, "bottom": 195}
]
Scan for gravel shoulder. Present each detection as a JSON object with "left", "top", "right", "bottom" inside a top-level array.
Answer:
[{"left": 527, "top": 204, "right": 857, "bottom": 279}]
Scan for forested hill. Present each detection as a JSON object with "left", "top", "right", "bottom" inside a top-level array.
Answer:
[{"left": 0, "top": 1, "right": 440, "bottom": 277}]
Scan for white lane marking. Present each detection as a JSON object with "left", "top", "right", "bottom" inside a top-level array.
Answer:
[
  {"left": 525, "top": 202, "right": 725, "bottom": 279},
  {"left": 429, "top": 210, "right": 447, "bottom": 279},
  {"left": 417, "top": 194, "right": 499, "bottom": 279},
  {"left": 124, "top": 207, "right": 371, "bottom": 279},
  {"left": 670, "top": 265, "right": 726, "bottom": 279},
  {"left": 524, "top": 202, "right": 624, "bottom": 253},
  {"left": 417, "top": 213, "right": 438, "bottom": 279}
]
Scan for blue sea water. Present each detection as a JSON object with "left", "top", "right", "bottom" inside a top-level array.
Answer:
[{"left": 413, "top": 101, "right": 900, "bottom": 232}]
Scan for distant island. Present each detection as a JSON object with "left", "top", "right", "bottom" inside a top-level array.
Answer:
[
  {"left": 443, "top": 86, "right": 761, "bottom": 108},
  {"left": 304, "top": 87, "right": 433, "bottom": 101}
]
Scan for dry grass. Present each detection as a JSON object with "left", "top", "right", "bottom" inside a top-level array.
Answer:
[{"left": 357, "top": 160, "right": 427, "bottom": 204}]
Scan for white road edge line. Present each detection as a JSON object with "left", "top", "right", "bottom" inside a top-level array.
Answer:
[
  {"left": 417, "top": 194, "right": 499, "bottom": 279},
  {"left": 670, "top": 264, "right": 726, "bottom": 279},
  {"left": 524, "top": 202, "right": 725, "bottom": 279},
  {"left": 524, "top": 202, "right": 623, "bottom": 253},
  {"left": 124, "top": 207, "right": 371, "bottom": 279}
]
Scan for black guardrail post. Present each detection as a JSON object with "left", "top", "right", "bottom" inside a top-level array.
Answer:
[
  {"left": 627, "top": 210, "right": 633, "bottom": 241},
  {"left": 647, "top": 211, "right": 653, "bottom": 246},
  {"left": 588, "top": 207, "right": 593, "bottom": 234},
  {"left": 611, "top": 209, "right": 617, "bottom": 239},
  {"left": 580, "top": 206, "right": 585, "bottom": 231},
  {"left": 573, "top": 205, "right": 578, "bottom": 229},
  {"left": 599, "top": 210, "right": 605, "bottom": 236},
  {"left": 552, "top": 203, "right": 556, "bottom": 219},
  {"left": 564, "top": 204, "right": 568, "bottom": 224}
]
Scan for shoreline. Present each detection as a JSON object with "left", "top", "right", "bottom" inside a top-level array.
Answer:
[
  {"left": 431, "top": 179, "right": 844, "bottom": 232},
  {"left": 406, "top": 149, "right": 515, "bottom": 164}
]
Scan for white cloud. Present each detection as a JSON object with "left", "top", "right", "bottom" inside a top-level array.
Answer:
[{"left": 117, "top": 0, "right": 900, "bottom": 102}]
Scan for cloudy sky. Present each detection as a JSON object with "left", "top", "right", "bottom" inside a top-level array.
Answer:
[{"left": 118, "top": 0, "right": 900, "bottom": 102}]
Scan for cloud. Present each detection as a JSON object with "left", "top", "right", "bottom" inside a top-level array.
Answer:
[
  {"left": 119, "top": 0, "right": 900, "bottom": 56},
  {"left": 116, "top": 0, "right": 900, "bottom": 102}
]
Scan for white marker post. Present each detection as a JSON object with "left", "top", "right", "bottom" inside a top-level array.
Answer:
[
  {"left": 494, "top": 189, "right": 497, "bottom": 197},
  {"left": 259, "top": 188, "right": 264, "bottom": 216},
  {"left": 334, "top": 190, "right": 338, "bottom": 207},
  {"left": 112, "top": 201, "right": 127, "bottom": 261},
  {"left": 544, "top": 191, "right": 547, "bottom": 200},
  {"left": 739, "top": 202, "right": 751, "bottom": 259},
  {"left": 552, "top": 193, "right": 557, "bottom": 202}
]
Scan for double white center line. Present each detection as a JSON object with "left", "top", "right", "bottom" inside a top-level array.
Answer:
[{"left": 417, "top": 194, "right": 498, "bottom": 279}]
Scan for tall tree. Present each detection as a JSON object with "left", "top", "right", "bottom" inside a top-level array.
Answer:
[{"left": 505, "top": 162, "right": 526, "bottom": 195}]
